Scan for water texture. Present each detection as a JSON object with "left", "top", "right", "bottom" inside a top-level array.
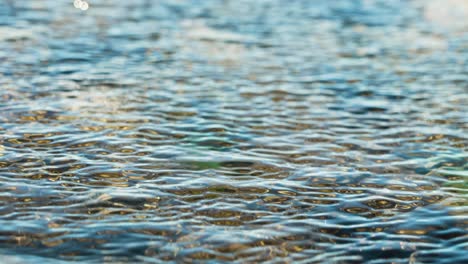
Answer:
[{"left": 0, "top": 0, "right": 467, "bottom": 263}]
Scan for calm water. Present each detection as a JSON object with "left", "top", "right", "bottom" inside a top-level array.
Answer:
[{"left": 0, "top": 0, "right": 467, "bottom": 263}]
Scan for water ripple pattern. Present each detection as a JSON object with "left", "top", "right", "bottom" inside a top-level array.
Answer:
[{"left": 0, "top": 0, "right": 467, "bottom": 263}]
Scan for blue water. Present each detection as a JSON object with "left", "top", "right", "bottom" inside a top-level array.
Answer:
[{"left": 0, "top": 0, "right": 467, "bottom": 263}]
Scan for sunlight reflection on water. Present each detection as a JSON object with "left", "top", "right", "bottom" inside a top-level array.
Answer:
[
  {"left": 74, "top": 0, "right": 89, "bottom": 11},
  {"left": 424, "top": 0, "right": 468, "bottom": 31}
]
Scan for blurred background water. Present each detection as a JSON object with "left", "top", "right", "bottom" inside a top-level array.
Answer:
[{"left": 0, "top": 0, "right": 467, "bottom": 263}]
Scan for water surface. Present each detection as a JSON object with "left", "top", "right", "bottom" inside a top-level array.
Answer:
[{"left": 0, "top": 0, "right": 467, "bottom": 263}]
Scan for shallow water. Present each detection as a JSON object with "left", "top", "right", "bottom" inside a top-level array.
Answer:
[{"left": 0, "top": 0, "right": 467, "bottom": 263}]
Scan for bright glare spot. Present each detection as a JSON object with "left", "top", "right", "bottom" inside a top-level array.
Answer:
[
  {"left": 80, "top": 2, "right": 89, "bottom": 11},
  {"left": 73, "top": 0, "right": 89, "bottom": 11},
  {"left": 425, "top": 0, "right": 468, "bottom": 30},
  {"left": 73, "top": 0, "right": 81, "bottom": 9}
]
